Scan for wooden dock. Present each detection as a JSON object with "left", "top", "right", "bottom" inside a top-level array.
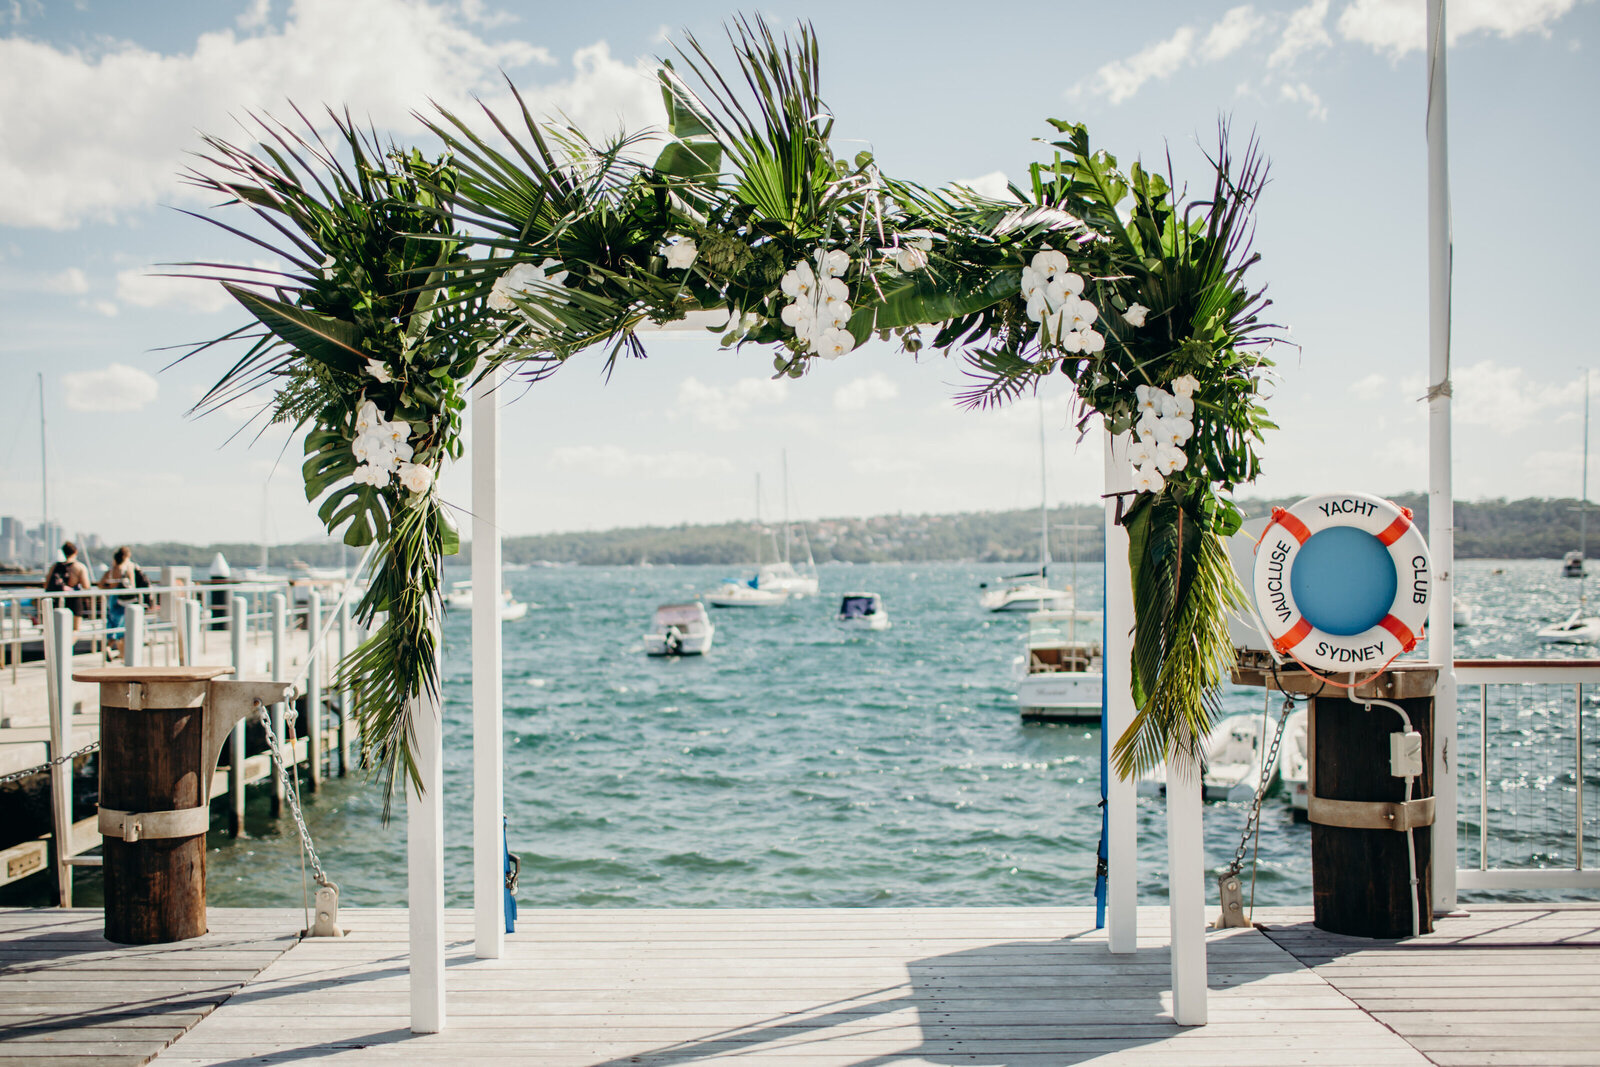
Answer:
[{"left": 5, "top": 903, "right": 1596, "bottom": 1066}]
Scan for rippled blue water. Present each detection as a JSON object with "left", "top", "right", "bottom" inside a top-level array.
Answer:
[{"left": 184, "top": 559, "right": 1600, "bottom": 909}]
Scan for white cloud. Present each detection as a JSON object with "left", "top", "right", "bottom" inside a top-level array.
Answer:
[
  {"left": 1350, "top": 372, "right": 1388, "bottom": 402},
  {"left": 1279, "top": 81, "right": 1329, "bottom": 120},
  {"left": 1452, "top": 361, "right": 1574, "bottom": 431},
  {"left": 62, "top": 363, "right": 159, "bottom": 412},
  {"left": 1203, "top": 6, "right": 1269, "bottom": 60},
  {"left": 1337, "top": 0, "right": 1580, "bottom": 58},
  {"left": 0, "top": 266, "right": 90, "bottom": 294},
  {"left": 0, "top": 1, "right": 665, "bottom": 229},
  {"left": 834, "top": 372, "right": 900, "bottom": 413},
  {"left": 673, "top": 376, "right": 787, "bottom": 430},
  {"left": 115, "top": 268, "right": 235, "bottom": 314},
  {"left": 549, "top": 444, "right": 733, "bottom": 480},
  {"left": 952, "top": 171, "right": 1015, "bottom": 201},
  {"left": 1269, "top": 0, "right": 1332, "bottom": 68},
  {"left": 237, "top": 0, "right": 272, "bottom": 30},
  {"left": 1083, "top": 27, "right": 1196, "bottom": 104}
]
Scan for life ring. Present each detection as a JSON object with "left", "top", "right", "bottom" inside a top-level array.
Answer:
[{"left": 1252, "top": 492, "right": 1431, "bottom": 676}]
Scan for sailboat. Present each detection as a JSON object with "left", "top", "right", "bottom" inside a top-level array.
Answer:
[
  {"left": 707, "top": 474, "right": 790, "bottom": 608},
  {"left": 756, "top": 451, "right": 820, "bottom": 597},
  {"left": 1538, "top": 369, "right": 1600, "bottom": 644},
  {"left": 980, "top": 397, "right": 1073, "bottom": 612}
]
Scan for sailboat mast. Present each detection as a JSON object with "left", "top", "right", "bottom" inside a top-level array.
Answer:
[
  {"left": 1583, "top": 369, "right": 1590, "bottom": 610},
  {"left": 1038, "top": 395, "right": 1050, "bottom": 582},
  {"left": 782, "top": 450, "right": 792, "bottom": 564},
  {"left": 37, "top": 373, "right": 48, "bottom": 551}
]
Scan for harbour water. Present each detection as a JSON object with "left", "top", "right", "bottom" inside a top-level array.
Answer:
[{"left": 35, "top": 558, "right": 1600, "bottom": 911}]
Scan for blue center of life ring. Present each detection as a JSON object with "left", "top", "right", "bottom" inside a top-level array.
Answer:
[{"left": 1289, "top": 526, "right": 1398, "bottom": 637}]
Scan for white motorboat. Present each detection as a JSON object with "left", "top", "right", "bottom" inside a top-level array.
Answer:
[
  {"left": 1279, "top": 707, "right": 1310, "bottom": 818},
  {"left": 1565, "top": 551, "right": 1586, "bottom": 578},
  {"left": 444, "top": 580, "right": 529, "bottom": 620},
  {"left": 705, "top": 579, "right": 789, "bottom": 608},
  {"left": 1138, "top": 712, "right": 1274, "bottom": 803},
  {"left": 1537, "top": 610, "right": 1600, "bottom": 644},
  {"left": 1453, "top": 598, "right": 1474, "bottom": 627},
  {"left": 644, "top": 602, "right": 715, "bottom": 656},
  {"left": 1013, "top": 609, "right": 1102, "bottom": 723},
  {"left": 836, "top": 592, "right": 890, "bottom": 631}
]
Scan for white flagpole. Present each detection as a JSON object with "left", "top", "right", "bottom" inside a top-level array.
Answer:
[
  {"left": 1426, "top": 0, "right": 1459, "bottom": 915},
  {"left": 473, "top": 366, "right": 506, "bottom": 957}
]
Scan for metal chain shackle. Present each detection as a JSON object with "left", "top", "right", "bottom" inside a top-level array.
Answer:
[
  {"left": 255, "top": 701, "right": 333, "bottom": 890},
  {"left": 1225, "top": 695, "right": 1295, "bottom": 879}
]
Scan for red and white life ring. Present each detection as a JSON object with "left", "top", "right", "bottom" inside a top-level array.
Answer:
[{"left": 1252, "top": 492, "right": 1431, "bottom": 675}]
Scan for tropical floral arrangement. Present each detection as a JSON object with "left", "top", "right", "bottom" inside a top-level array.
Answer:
[{"left": 180, "top": 17, "right": 1278, "bottom": 805}]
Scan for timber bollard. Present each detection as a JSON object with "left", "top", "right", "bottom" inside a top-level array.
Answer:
[{"left": 74, "top": 665, "right": 292, "bottom": 944}]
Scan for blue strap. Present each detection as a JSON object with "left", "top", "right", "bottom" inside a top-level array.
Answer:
[{"left": 1095, "top": 562, "right": 1109, "bottom": 930}]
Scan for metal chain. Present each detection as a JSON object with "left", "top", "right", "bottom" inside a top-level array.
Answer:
[
  {"left": 0, "top": 742, "right": 101, "bottom": 786},
  {"left": 1224, "top": 696, "right": 1294, "bottom": 878},
  {"left": 255, "top": 701, "right": 334, "bottom": 889}
]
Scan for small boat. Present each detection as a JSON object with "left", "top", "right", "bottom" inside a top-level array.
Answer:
[
  {"left": 1013, "top": 609, "right": 1102, "bottom": 723},
  {"left": 644, "top": 602, "right": 715, "bottom": 656},
  {"left": 1565, "top": 551, "right": 1586, "bottom": 578},
  {"left": 1279, "top": 707, "right": 1309, "bottom": 818},
  {"left": 1138, "top": 712, "right": 1273, "bottom": 803},
  {"left": 1537, "top": 609, "right": 1600, "bottom": 644},
  {"left": 705, "top": 579, "right": 788, "bottom": 608},
  {"left": 836, "top": 592, "right": 890, "bottom": 631},
  {"left": 980, "top": 574, "right": 1074, "bottom": 613},
  {"left": 1453, "top": 598, "right": 1474, "bottom": 627},
  {"left": 757, "top": 559, "right": 820, "bottom": 598},
  {"left": 444, "top": 580, "right": 529, "bottom": 620}
]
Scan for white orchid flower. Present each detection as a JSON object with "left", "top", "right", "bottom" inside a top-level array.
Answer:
[
  {"left": 1019, "top": 265, "right": 1043, "bottom": 299},
  {"left": 488, "top": 260, "right": 568, "bottom": 311},
  {"left": 1127, "top": 439, "right": 1155, "bottom": 468},
  {"left": 355, "top": 400, "right": 381, "bottom": 434},
  {"left": 1044, "top": 278, "right": 1071, "bottom": 310},
  {"left": 904, "top": 229, "right": 935, "bottom": 251},
  {"left": 391, "top": 440, "right": 414, "bottom": 465},
  {"left": 661, "top": 236, "right": 698, "bottom": 270},
  {"left": 1168, "top": 393, "right": 1195, "bottom": 417},
  {"left": 1137, "top": 387, "right": 1165, "bottom": 419},
  {"left": 815, "top": 327, "right": 856, "bottom": 360},
  {"left": 363, "top": 359, "right": 392, "bottom": 384},
  {"left": 1060, "top": 272, "right": 1086, "bottom": 297},
  {"left": 817, "top": 249, "right": 851, "bottom": 278},
  {"left": 1030, "top": 249, "right": 1069, "bottom": 279},
  {"left": 1154, "top": 445, "right": 1188, "bottom": 475},
  {"left": 1025, "top": 290, "right": 1047, "bottom": 323},
  {"left": 825, "top": 301, "right": 852, "bottom": 328},
  {"left": 780, "top": 301, "right": 814, "bottom": 329},
  {"left": 781, "top": 259, "right": 816, "bottom": 299},
  {"left": 1057, "top": 327, "right": 1085, "bottom": 354},
  {"left": 893, "top": 246, "right": 929, "bottom": 272},
  {"left": 1157, "top": 416, "right": 1194, "bottom": 447},
  {"left": 1136, "top": 411, "right": 1163, "bottom": 443},
  {"left": 1123, "top": 302, "right": 1150, "bottom": 327},
  {"left": 352, "top": 463, "right": 387, "bottom": 487},
  {"left": 1171, "top": 374, "right": 1199, "bottom": 397},
  {"left": 1156, "top": 392, "right": 1179, "bottom": 418},
  {"left": 1131, "top": 465, "right": 1166, "bottom": 495},
  {"left": 1069, "top": 298, "right": 1097, "bottom": 327},
  {"left": 382, "top": 420, "right": 412, "bottom": 447},
  {"left": 1080, "top": 328, "right": 1105, "bottom": 353},
  {"left": 398, "top": 462, "right": 434, "bottom": 494},
  {"left": 821, "top": 276, "right": 849, "bottom": 303}
]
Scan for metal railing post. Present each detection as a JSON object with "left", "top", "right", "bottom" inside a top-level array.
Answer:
[
  {"left": 228, "top": 595, "right": 247, "bottom": 837},
  {"left": 46, "top": 607, "right": 74, "bottom": 907},
  {"left": 1480, "top": 683, "right": 1489, "bottom": 871},
  {"left": 1578, "top": 683, "right": 1585, "bottom": 871},
  {"left": 181, "top": 598, "right": 200, "bottom": 667},
  {"left": 270, "top": 592, "right": 287, "bottom": 818},
  {"left": 124, "top": 603, "right": 145, "bottom": 668},
  {"left": 306, "top": 588, "right": 322, "bottom": 793},
  {"left": 338, "top": 596, "right": 353, "bottom": 776}
]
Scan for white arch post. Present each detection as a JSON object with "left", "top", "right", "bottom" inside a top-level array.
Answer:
[
  {"left": 1102, "top": 429, "right": 1138, "bottom": 954},
  {"left": 473, "top": 366, "right": 506, "bottom": 957}
]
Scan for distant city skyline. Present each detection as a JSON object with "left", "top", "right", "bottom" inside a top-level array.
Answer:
[{"left": 2, "top": 1, "right": 1596, "bottom": 545}]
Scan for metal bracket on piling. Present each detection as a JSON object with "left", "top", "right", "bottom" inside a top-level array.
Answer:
[{"left": 1215, "top": 873, "right": 1252, "bottom": 929}]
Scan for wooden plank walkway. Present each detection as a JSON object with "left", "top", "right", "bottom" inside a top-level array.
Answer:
[
  {"left": 0, "top": 907, "right": 300, "bottom": 1066},
  {"left": 1259, "top": 903, "right": 1600, "bottom": 1067},
  {"left": 7, "top": 904, "right": 1598, "bottom": 1065},
  {"left": 152, "top": 907, "right": 1427, "bottom": 1066}
]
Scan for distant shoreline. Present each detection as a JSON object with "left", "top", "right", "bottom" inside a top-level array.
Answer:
[{"left": 13, "top": 493, "right": 1596, "bottom": 573}]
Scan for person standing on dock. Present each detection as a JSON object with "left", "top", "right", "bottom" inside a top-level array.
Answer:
[
  {"left": 98, "top": 546, "right": 139, "bottom": 657},
  {"left": 43, "top": 541, "right": 91, "bottom": 630}
]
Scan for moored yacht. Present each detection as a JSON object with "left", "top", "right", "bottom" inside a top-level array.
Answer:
[
  {"left": 705, "top": 579, "right": 789, "bottom": 608},
  {"left": 836, "top": 592, "right": 890, "bottom": 630},
  {"left": 444, "top": 580, "right": 529, "bottom": 620},
  {"left": 644, "top": 602, "right": 715, "bottom": 656},
  {"left": 1013, "top": 609, "right": 1102, "bottom": 723},
  {"left": 1138, "top": 712, "right": 1274, "bottom": 803}
]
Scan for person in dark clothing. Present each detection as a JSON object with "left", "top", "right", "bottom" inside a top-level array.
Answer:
[
  {"left": 42, "top": 541, "right": 92, "bottom": 630},
  {"left": 99, "top": 546, "right": 139, "bottom": 656}
]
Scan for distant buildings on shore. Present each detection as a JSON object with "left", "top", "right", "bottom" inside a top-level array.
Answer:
[{"left": 0, "top": 516, "right": 102, "bottom": 570}]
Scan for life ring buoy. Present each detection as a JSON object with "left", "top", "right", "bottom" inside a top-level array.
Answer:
[{"left": 1252, "top": 492, "right": 1431, "bottom": 676}]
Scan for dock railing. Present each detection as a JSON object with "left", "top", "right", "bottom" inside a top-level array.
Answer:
[
  {"left": 1454, "top": 659, "right": 1600, "bottom": 891},
  {"left": 0, "top": 573, "right": 368, "bottom": 904}
]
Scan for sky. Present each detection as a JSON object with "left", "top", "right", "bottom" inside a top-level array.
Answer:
[{"left": 0, "top": 0, "right": 1596, "bottom": 546}]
